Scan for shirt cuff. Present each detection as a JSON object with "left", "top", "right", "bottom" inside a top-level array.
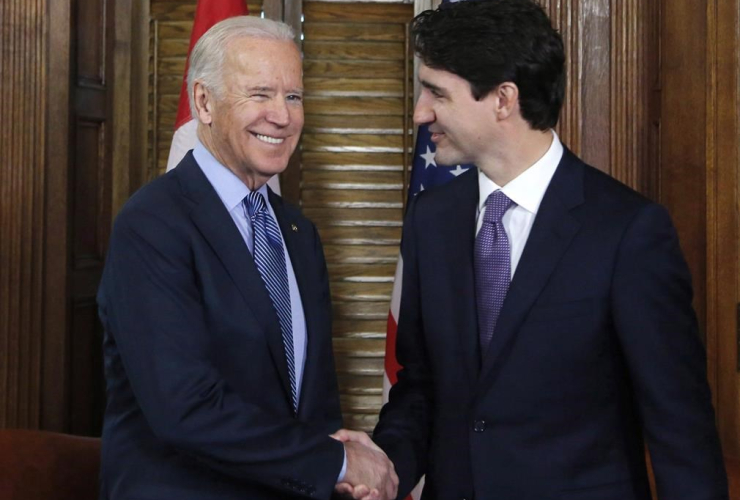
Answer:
[{"left": 337, "top": 445, "right": 348, "bottom": 483}]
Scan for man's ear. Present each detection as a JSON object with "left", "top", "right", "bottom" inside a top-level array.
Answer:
[
  {"left": 193, "top": 81, "right": 214, "bottom": 125},
  {"left": 492, "top": 82, "right": 519, "bottom": 121}
]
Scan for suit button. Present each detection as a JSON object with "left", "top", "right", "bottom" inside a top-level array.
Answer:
[{"left": 473, "top": 419, "right": 486, "bottom": 432}]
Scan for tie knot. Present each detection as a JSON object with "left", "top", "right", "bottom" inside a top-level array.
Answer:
[
  {"left": 245, "top": 191, "right": 267, "bottom": 219},
  {"left": 483, "top": 190, "right": 515, "bottom": 223}
]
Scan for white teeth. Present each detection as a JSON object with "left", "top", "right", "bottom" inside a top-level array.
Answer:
[{"left": 255, "top": 134, "right": 284, "bottom": 145}]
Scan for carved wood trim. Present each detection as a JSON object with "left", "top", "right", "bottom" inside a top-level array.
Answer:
[
  {"left": 40, "top": 0, "right": 72, "bottom": 432},
  {"left": 705, "top": 0, "right": 740, "bottom": 459}
]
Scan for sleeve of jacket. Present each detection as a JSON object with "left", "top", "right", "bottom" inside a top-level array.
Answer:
[
  {"left": 611, "top": 202, "right": 728, "bottom": 500},
  {"left": 98, "top": 206, "right": 344, "bottom": 499},
  {"left": 372, "top": 194, "right": 435, "bottom": 498}
]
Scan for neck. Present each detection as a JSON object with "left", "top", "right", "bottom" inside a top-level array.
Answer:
[
  {"left": 197, "top": 126, "right": 268, "bottom": 191},
  {"left": 478, "top": 128, "right": 553, "bottom": 187}
]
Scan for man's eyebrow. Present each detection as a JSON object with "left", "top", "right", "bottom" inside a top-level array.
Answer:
[
  {"left": 245, "top": 86, "right": 273, "bottom": 92},
  {"left": 244, "top": 86, "right": 304, "bottom": 95},
  {"left": 420, "top": 80, "right": 446, "bottom": 96}
]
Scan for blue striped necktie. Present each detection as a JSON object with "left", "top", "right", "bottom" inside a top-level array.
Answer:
[{"left": 244, "top": 191, "right": 297, "bottom": 412}]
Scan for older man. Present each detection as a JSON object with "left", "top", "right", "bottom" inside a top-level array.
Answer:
[{"left": 97, "top": 16, "right": 396, "bottom": 500}]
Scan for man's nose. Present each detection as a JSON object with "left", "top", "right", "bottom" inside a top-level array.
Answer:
[
  {"left": 413, "top": 93, "right": 434, "bottom": 125},
  {"left": 267, "top": 98, "right": 291, "bottom": 126}
]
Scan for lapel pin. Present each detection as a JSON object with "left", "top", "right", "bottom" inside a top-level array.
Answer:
[{"left": 291, "top": 223, "right": 298, "bottom": 233}]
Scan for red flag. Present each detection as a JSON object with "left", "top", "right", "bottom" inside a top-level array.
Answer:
[{"left": 174, "top": 0, "right": 248, "bottom": 131}]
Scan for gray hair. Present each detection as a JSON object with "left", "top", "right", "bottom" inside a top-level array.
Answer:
[{"left": 187, "top": 16, "right": 295, "bottom": 119}]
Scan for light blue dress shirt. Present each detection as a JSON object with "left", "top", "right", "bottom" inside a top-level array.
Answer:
[
  {"left": 192, "top": 141, "right": 347, "bottom": 482},
  {"left": 193, "top": 141, "right": 307, "bottom": 402}
]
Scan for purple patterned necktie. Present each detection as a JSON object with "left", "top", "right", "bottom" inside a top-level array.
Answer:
[{"left": 475, "top": 190, "right": 515, "bottom": 354}]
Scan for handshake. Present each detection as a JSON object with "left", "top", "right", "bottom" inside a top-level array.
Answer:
[{"left": 331, "top": 429, "right": 399, "bottom": 500}]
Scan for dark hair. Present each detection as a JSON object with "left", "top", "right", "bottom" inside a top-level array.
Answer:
[{"left": 411, "top": 0, "right": 565, "bottom": 130}]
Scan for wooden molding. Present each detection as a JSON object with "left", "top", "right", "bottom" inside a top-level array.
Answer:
[{"left": 705, "top": 0, "right": 740, "bottom": 459}]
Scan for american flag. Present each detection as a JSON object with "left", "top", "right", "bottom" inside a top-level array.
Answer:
[{"left": 407, "top": 125, "right": 475, "bottom": 194}]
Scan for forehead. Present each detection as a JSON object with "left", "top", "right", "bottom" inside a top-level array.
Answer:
[{"left": 223, "top": 37, "right": 302, "bottom": 83}]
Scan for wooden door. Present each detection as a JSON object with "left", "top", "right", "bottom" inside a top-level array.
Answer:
[{"left": 64, "top": 0, "right": 118, "bottom": 436}]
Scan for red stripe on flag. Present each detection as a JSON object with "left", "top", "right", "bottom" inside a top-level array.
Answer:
[
  {"left": 174, "top": 0, "right": 249, "bottom": 130},
  {"left": 384, "top": 312, "right": 402, "bottom": 385}
]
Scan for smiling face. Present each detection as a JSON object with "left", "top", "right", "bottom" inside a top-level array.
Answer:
[
  {"left": 195, "top": 37, "right": 304, "bottom": 188},
  {"left": 413, "top": 63, "right": 500, "bottom": 168}
]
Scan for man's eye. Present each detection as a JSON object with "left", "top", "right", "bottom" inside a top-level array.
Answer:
[{"left": 287, "top": 94, "right": 303, "bottom": 102}]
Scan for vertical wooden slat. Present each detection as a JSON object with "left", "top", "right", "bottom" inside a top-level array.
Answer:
[
  {"left": 705, "top": 0, "right": 740, "bottom": 459},
  {"left": 42, "top": 0, "right": 72, "bottom": 432},
  {"left": 660, "top": 0, "right": 708, "bottom": 328},
  {"left": 112, "top": 0, "right": 133, "bottom": 218}
]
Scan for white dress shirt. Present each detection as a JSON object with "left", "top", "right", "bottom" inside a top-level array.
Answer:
[{"left": 476, "top": 131, "right": 564, "bottom": 278}]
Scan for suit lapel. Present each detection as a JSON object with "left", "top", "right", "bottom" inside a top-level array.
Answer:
[
  {"left": 176, "top": 154, "right": 294, "bottom": 408},
  {"left": 476, "top": 149, "right": 585, "bottom": 394},
  {"left": 435, "top": 170, "right": 481, "bottom": 389},
  {"left": 268, "top": 190, "right": 322, "bottom": 418}
]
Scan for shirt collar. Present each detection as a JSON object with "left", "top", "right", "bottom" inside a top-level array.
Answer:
[
  {"left": 477, "top": 130, "right": 564, "bottom": 215},
  {"left": 193, "top": 139, "right": 269, "bottom": 211}
]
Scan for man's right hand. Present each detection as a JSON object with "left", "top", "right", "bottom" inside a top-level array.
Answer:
[{"left": 331, "top": 430, "right": 398, "bottom": 500}]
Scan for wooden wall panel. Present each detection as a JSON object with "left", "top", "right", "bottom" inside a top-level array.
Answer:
[
  {"left": 148, "top": 0, "right": 264, "bottom": 179},
  {"left": 2, "top": 0, "right": 133, "bottom": 434},
  {"left": 660, "top": 0, "right": 708, "bottom": 328},
  {"left": 302, "top": 0, "right": 413, "bottom": 432},
  {"left": 538, "top": 0, "right": 657, "bottom": 197},
  {"left": 0, "top": 0, "right": 46, "bottom": 429},
  {"left": 660, "top": 0, "right": 740, "bottom": 462},
  {"left": 703, "top": 0, "right": 740, "bottom": 460},
  {"left": 657, "top": 5, "right": 739, "bottom": 469}
]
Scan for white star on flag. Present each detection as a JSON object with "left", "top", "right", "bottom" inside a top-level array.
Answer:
[
  {"left": 450, "top": 164, "right": 469, "bottom": 177},
  {"left": 420, "top": 146, "right": 437, "bottom": 169}
]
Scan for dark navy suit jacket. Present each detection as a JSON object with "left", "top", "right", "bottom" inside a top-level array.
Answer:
[
  {"left": 374, "top": 149, "right": 728, "bottom": 500},
  {"left": 97, "top": 152, "right": 344, "bottom": 499}
]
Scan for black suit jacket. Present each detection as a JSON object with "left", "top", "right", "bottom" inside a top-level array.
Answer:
[
  {"left": 374, "top": 149, "right": 728, "bottom": 500},
  {"left": 97, "top": 152, "right": 344, "bottom": 500}
]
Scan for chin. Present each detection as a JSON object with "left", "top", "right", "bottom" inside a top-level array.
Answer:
[
  {"left": 436, "top": 154, "right": 462, "bottom": 167},
  {"left": 256, "top": 162, "right": 290, "bottom": 178}
]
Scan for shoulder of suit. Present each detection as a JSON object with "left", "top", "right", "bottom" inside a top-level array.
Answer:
[
  {"left": 578, "top": 160, "right": 652, "bottom": 210},
  {"left": 408, "top": 166, "right": 477, "bottom": 209},
  {"left": 114, "top": 167, "right": 187, "bottom": 228}
]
